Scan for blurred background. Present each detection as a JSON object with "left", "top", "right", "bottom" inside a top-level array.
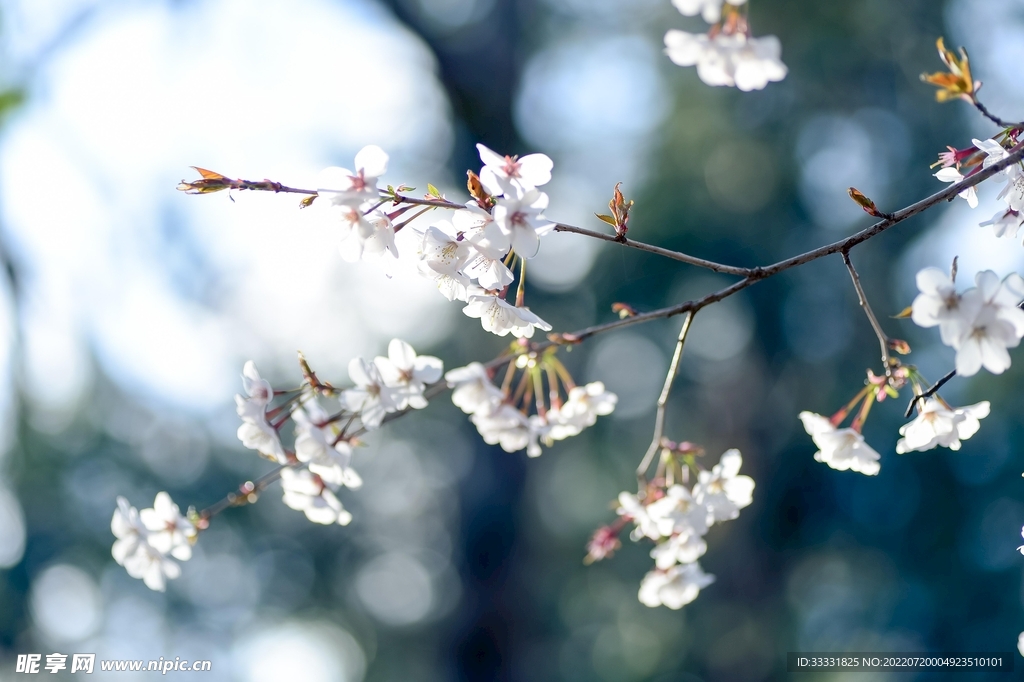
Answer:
[{"left": 0, "top": 0, "right": 1023, "bottom": 679}]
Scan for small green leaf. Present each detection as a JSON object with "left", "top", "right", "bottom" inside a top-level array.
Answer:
[{"left": 595, "top": 213, "right": 616, "bottom": 226}]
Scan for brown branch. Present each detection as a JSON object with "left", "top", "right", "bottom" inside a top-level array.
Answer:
[
  {"left": 904, "top": 370, "right": 957, "bottom": 418},
  {"left": 841, "top": 250, "right": 891, "bottom": 374},
  {"left": 636, "top": 311, "right": 695, "bottom": 492},
  {"left": 551, "top": 223, "right": 750, "bottom": 276},
  {"left": 972, "top": 98, "right": 1023, "bottom": 130},
  {"left": 194, "top": 140, "right": 1024, "bottom": 527}
]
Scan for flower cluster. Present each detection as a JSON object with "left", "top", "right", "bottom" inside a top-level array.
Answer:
[
  {"left": 799, "top": 365, "right": 990, "bottom": 475},
  {"left": 933, "top": 134, "right": 1023, "bottom": 235},
  {"left": 111, "top": 493, "right": 196, "bottom": 592},
  {"left": 664, "top": 0, "right": 786, "bottom": 91},
  {"left": 233, "top": 339, "right": 440, "bottom": 525},
  {"left": 588, "top": 446, "right": 754, "bottom": 609},
  {"left": 445, "top": 348, "right": 617, "bottom": 458},
  {"left": 896, "top": 397, "right": 989, "bottom": 454},
  {"left": 317, "top": 145, "right": 398, "bottom": 262},
  {"left": 317, "top": 144, "right": 557, "bottom": 339},
  {"left": 911, "top": 267, "right": 1024, "bottom": 376},
  {"left": 799, "top": 410, "right": 882, "bottom": 476}
]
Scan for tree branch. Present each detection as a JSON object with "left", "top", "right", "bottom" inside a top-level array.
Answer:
[
  {"left": 972, "top": 98, "right": 1023, "bottom": 130},
  {"left": 841, "top": 250, "right": 891, "bottom": 374},
  {"left": 636, "top": 311, "right": 695, "bottom": 492}
]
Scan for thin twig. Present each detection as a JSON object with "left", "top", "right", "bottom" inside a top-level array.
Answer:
[
  {"left": 199, "top": 462, "right": 296, "bottom": 521},
  {"left": 972, "top": 98, "right": 1024, "bottom": 129},
  {"left": 552, "top": 223, "right": 750, "bottom": 276},
  {"left": 903, "top": 370, "right": 957, "bottom": 418},
  {"left": 636, "top": 311, "right": 695, "bottom": 493},
  {"left": 841, "top": 250, "right": 891, "bottom": 374}
]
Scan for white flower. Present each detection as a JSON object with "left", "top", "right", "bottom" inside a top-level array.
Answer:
[
  {"left": 491, "top": 189, "right": 555, "bottom": 259},
  {"left": 111, "top": 495, "right": 189, "bottom": 592},
  {"left": 664, "top": 31, "right": 786, "bottom": 91},
  {"left": 896, "top": 398, "right": 990, "bottom": 453},
  {"left": 934, "top": 166, "right": 978, "bottom": 208},
  {"left": 911, "top": 267, "right": 972, "bottom": 347},
  {"left": 1018, "top": 526, "right": 1024, "bottom": 556},
  {"left": 952, "top": 271, "right": 1024, "bottom": 376},
  {"left": 646, "top": 485, "right": 709, "bottom": 539},
  {"left": 111, "top": 496, "right": 147, "bottom": 568},
  {"left": 235, "top": 362, "right": 287, "bottom": 464},
  {"left": 140, "top": 492, "right": 195, "bottom": 561},
  {"left": 343, "top": 358, "right": 399, "bottom": 429},
  {"left": 336, "top": 207, "right": 397, "bottom": 263},
  {"left": 280, "top": 468, "right": 352, "bottom": 526},
  {"left": 671, "top": 0, "right": 746, "bottom": 23},
  {"left": 650, "top": 533, "right": 708, "bottom": 569},
  {"left": 463, "top": 254, "right": 515, "bottom": 291},
  {"left": 617, "top": 492, "right": 663, "bottom": 541},
  {"left": 374, "top": 338, "right": 443, "bottom": 410},
  {"left": 446, "top": 362, "right": 505, "bottom": 416},
  {"left": 471, "top": 404, "right": 531, "bottom": 453},
  {"left": 638, "top": 562, "right": 715, "bottom": 609},
  {"left": 979, "top": 209, "right": 1023, "bottom": 239},
  {"left": 798, "top": 411, "right": 881, "bottom": 476},
  {"left": 476, "top": 143, "right": 553, "bottom": 197},
  {"left": 548, "top": 382, "right": 618, "bottom": 440},
  {"left": 239, "top": 360, "right": 273, "bottom": 407},
  {"left": 1018, "top": 631, "right": 1024, "bottom": 658},
  {"left": 462, "top": 294, "right": 552, "bottom": 338},
  {"left": 692, "top": 449, "right": 755, "bottom": 524},
  {"left": 526, "top": 414, "right": 551, "bottom": 458},
  {"left": 972, "top": 138, "right": 1024, "bottom": 212},
  {"left": 317, "top": 145, "right": 389, "bottom": 207},
  {"left": 419, "top": 221, "right": 472, "bottom": 276},
  {"left": 292, "top": 400, "right": 362, "bottom": 488},
  {"left": 998, "top": 172, "right": 1024, "bottom": 213}
]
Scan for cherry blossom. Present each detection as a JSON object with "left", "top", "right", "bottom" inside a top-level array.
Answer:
[
  {"left": 617, "top": 492, "right": 664, "bottom": 541},
  {"left": 111, "top": 494, "right": 193, "bottom": 592},
  {"left": 671, "top": 0, "right": 747, "bottom": 23},
  {"left": 317, "top": 145, "right": 389, "bottom": 207},
  {"left": 491, "top": 189, "right": 555, "bottom": 259},
  {"left": 951, "top": 270, "right": 1024, "bottom": 376},
  {"left": 692, "top": 448, "right": 755, "bottom": 524},
  {"left": 646, "top": 485, "right": 710, "bottom": 539},
  {"left": 419, "top": 221, "right": 472, "bottom": 278},
  {"left": 336, "top": 207, "right": 397, "bottom": 263},
  {"left": 548, "top": 382, "right": 618, "bottom": 439},
  {"left": 374, "top": 338, "right": 443, "bottom": 410},
  {"left": 476, "top": 143, "right": 553, "bottom": 197},
  {"left": 973, "top": 137, "right": 1024, "bottom": 213},
  {"left": 445, "top": 362, "right": 505, "bottom": 416},
  {"left": 979, "top": 208, "right": 1023, "bottom": 239},
  {"left": 798, "top": 411, "right": 881, "bottom": 475},
  {"left": 896, "top": 398, "right": 989, "bottom": 453},
  {"left": 235, "top": 362, "right": 287, "bottom": 464},
  {"left": 934, "top": 166, "right": 978, "bottom": 207},
  {"left": 664, "top": 31, "right": 787, "bottom": 91},
  {"left": 462, "top": 294, "right": 552, "bottom": 338},
  {"left": 638, "top": 562, "right": 715, "bottom": 609},
  {"left": 280, "top": 468, "right": 352, "bottom": 526},
  {"left": 911, "top": 267, "right": 972, "bottom": 347},
  {"left": 650, "top": 532, "right": 707, "bottom": 569},
  {"left": 343, "top": 357, "right": 399, "bottom": 429},
  {"left": 470, "top": 404, "right": 531, "bottom": 453},
  {"left": 140, "top": 492, "right": 196, "bottom": 561},
  {"left": 292, "top": 400, "right": 363, "bottom": 488},
  {"left": 111, "top": 497, "right": 147, "bottom": 569}
]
